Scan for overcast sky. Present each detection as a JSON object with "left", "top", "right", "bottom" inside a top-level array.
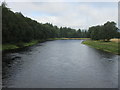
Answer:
[{"left": 4, "top": 1, "right": 118, "bottom": 30}]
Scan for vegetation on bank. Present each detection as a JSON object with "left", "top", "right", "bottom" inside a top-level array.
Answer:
[
  {"left": 82, "top": 39, "right": 120, "bottom": 55},
  {"left": 2, "top": 40, "right": 39, "bottom": 51},
  {"left": 3, "top": 38, "right": 119, "bottom": 55},
  {"left": 48, "top": 38, "right": 90, "bottom": 40},
  {"left": 2, "top": 38, "right": 90, "bottom": 51}
]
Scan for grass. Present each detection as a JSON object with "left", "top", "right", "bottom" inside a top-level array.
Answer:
[
  {"left": 2, "top": 40, "right": 39, "bottom": 51},
  {"left": 82, "top": 39, "right": 120, "bottom": 55},
  {"left": 110, "top": 38, "right": 120, "bottom": 43},
  {"left": 2, "top": 44, "right": 19, "bottom": 51},
  {"left": 23, "top": 40, "right": 38, "bottom": 47}
]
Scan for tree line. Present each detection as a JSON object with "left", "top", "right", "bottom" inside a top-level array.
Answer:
[
  {"left": 2, "top": 2, "right": 120, "bottom": 44},
  {"left": 88, "top": 21, "right": 120, "bottom": 41},
  {"left": 2, "top": 3, "right": 89, "bottom": 44}
]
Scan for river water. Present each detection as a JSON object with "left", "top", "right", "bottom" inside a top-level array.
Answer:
[{"left": 2, "top": 40, "right": 119, "bottom": 88}]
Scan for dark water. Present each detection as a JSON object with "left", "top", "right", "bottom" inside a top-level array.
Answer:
[{"left": 2, "top": 40, "right": 119, "bottom": 88}]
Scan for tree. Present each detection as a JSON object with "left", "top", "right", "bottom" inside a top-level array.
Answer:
[
  {"left": 88, "top": 21, "right": 118, "bottom": 41},
  {"left": 89, "top": 26, "right": 101, "bottom": 40},
  {"left": 77, "top": 29, "right": 81, "bottom": 38},
  {"left": 103, "top": 21, "right": 117, "bottom": 41}
]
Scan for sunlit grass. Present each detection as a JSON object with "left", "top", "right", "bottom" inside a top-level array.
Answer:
[
  {"left": 82, "top": 40, "right": 119, "bottom": 55},
  {"left": 61, "top": 38, "right": 90, "bottom": 40},
  {"left": 110, "top": 38, "right": 120, "bottom": 43},
  {"left": 48, "top": 38, "right": 90, "bottom": 40}
]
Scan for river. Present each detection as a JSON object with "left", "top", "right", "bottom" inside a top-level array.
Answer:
[{"left": 2, "top": 40, "right": 119, "bottom": 88}]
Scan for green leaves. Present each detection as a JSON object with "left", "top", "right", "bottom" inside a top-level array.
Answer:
[{"left": 88, "top": 21, "right": 118, "bottom": 41}]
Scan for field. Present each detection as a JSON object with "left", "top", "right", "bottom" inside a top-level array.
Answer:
[
  {"left": 82, "top": 39, "right": 120, "bottom": 55},
  {"left": 110, "top": 38, "right": 120, "bottom": 43}
]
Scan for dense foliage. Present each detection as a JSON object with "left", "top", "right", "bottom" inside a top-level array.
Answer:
[
  {"left": 88, "top": 22, "right": 120, "bottom": 41},
  {"left": 2, "top": 3, "right": 89, "bottom": 44},
  {"left": 2, "top": 2, "right": 120, "bottom": 44}
]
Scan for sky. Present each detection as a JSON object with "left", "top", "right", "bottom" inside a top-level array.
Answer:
[{"left": 2, "top": 0, "right": 118, "bottom": 30}]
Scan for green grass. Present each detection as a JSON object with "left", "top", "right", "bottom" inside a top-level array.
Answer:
[
  {"left": 2, "top": 40, "right": 39, "bottom": 51},
  {"left": 2, "top": 44, "right": 19, "bottom": 51},
  {"left": 82, "top": 40, "right": 119, "bottom": 55},
  {"left": 24, "top": 40, "right": 38, "bottom": 47}
]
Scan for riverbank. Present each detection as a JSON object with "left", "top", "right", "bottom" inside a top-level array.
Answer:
[
  {"left": 2, "top": 40, "right": 43, "bottom": 52},
  {"left": 2, "top": 38, "right": 90, "bottom": 52},
  {"left": 82, "top": 39, "right": 120, "bottom": 55},
  {"left": 48, "top": 38, "right": 90, "bottom": 40}
]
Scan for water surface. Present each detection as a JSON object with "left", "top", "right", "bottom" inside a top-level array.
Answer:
[{"left": 2, "top": 40, "right": 118, "bottom": 88}]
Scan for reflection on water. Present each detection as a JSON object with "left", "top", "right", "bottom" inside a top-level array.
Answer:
[{"left": 2, "top": 40, "right": 118, "bottom": 88}]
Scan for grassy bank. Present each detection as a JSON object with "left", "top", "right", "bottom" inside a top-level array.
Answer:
[
  {"left": 2, "top": 40, "right": 40, "bottom": 51},
  {"left": 82, "top": 40, "right": 120, "bottom": 55},
  {"left": 2, "top": 38, "right": 90, "bottom": 51}
]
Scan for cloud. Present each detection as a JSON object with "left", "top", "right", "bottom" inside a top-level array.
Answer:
[{"left": 6, "top": 2, "right": 118, "bottom": 29}]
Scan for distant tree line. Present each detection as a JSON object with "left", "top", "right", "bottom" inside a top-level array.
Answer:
[
  {"left": 1, "top": 2, "right": 120, "bottom": 44},
  {"left": 2, "top": 3, "right": 89, "bottom": 44},
  {"left": 88, "top": 22, "right": 120, "bottom": 41}
]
